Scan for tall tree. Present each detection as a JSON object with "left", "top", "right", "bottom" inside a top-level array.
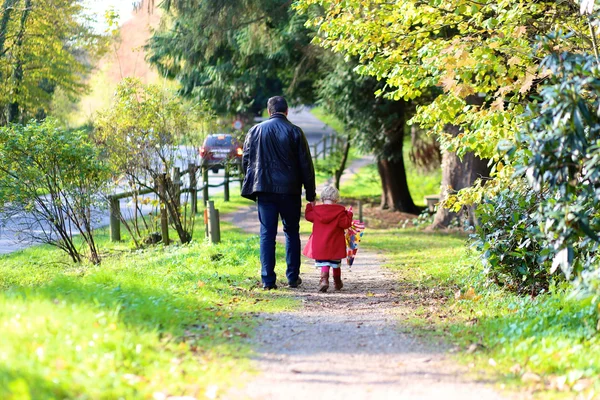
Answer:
[
  {"left": 0, "top": 0, "right": 103, "bottom": 124},
  {"left": 147, "top": 0, "right": 319, "bottom": 117},
  {"left": 295, "top": 0, "right": 591, "bottom": 226},
  {"left": 317, "top": 57, "right": 420, "bottom": 212}
]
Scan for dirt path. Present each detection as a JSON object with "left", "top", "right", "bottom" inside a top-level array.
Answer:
[{"left": 223, "top": 157, "right": 507, "bottom": 399}]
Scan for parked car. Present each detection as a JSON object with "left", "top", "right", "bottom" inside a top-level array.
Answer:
[{"left": 199, "top": 133, "right": 243, "bottom": 173}]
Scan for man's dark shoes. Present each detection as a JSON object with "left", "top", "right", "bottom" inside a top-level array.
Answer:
[
  {"left": 263, "top": 284, "right": 278, "bottom": 290},
  {"left": 288, "top": 277, "right": 302, "bottom": 288}
]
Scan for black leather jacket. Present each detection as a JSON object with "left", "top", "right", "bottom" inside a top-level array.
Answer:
[{"left": 241, "top": 113, "right": 316, "bottom": 202}]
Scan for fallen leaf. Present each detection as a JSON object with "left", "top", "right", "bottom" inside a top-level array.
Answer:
[{"left": 466, "top": 343, "right": 479, "bottom": 354}]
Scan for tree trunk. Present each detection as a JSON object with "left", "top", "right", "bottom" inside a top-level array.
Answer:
[
  {"left": 430, "top": 149, "right": 489, "bottom": 229},
  {"left": 378, "top": 156, "right": 420, "bottom": 214},
  {"left": 375, "top": 103, "right": 420, "bottom": 214},
  {"left": 377, "top": 120, "right": 420, "bottom": 214},
  {"left": 0, "top": 0, "right": 18, "bottom": 56},
  {"left": 7, "top": 0, "right": 30, "bottom": 123},
  {"left": 333, "top": 139, "right": 350, "bottom": 189}
]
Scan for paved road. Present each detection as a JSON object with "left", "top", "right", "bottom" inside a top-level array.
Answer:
[{"left": 0, "top": 107, "right": 333, "bottom": 255}]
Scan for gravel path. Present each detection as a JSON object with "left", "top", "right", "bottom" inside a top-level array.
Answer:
[{"left": 223, "top": 157, "right": 507, "bottom": 400}]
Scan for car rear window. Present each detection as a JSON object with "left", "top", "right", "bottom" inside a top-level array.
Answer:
[{"left": 205, "top": 135, "right": 235, "bottom": 147}]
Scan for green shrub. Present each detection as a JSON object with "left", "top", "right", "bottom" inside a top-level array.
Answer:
[
  {"left": 517, "top": 37, "right": 600, "bottom": 293},
  {"left": 471, "top": 179, "right": 558, "bottom": 294},
  {"left": 0, "top": 119, "right": 109, "bottom": 264}
]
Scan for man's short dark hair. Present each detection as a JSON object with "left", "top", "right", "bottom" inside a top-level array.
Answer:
[{"left": 267, "top": 96, "right": 288, "bottom": 115}]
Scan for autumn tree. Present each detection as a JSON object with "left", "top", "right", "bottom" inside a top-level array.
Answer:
[
  {"left": 295, "top": 0, "right": 593, "bottom": 226},
  {"left": 0, "top": 0, "right": 103, "bottom": 124}
]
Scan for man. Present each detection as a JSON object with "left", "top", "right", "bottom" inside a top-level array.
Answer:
[{"left": 241, "top": 96, "right": 316, "bottom": 290}]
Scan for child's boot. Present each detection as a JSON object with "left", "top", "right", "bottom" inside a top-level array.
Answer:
[
  {"left": 319, "top": 267, "right": 329, "bottom": 292},
  {"left": 333, "top": 267, "right": 343, "bottom": 290}
]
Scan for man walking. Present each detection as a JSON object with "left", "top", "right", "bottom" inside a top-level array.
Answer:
[{"left": 241, "top": 96, "right": 316, "bottom": 290}]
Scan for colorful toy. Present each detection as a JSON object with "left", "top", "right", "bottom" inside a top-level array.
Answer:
[{"left": 345, "top": 219, "right": 365, "bottom": 267}]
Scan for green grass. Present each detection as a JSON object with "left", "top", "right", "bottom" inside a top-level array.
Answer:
[
  {"left": 339, "top": 141, "right": 441, "bottom": 208},
  {"left": 365, "top": 228, "right": 600, "bottom": 397},
  {"left": 0, "top": 196, "right": 297, "bottom": 399}
]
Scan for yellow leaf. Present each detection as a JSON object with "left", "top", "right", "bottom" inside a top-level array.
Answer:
[
  {"left": 491, "top": 97, "right": 505, "bottom": 111},
  {"left": 519, "top": 71, "right": 536, "bottom": 94},
  {"left": 514, "top": 26, "right": 527, "bottom": 38},
  {"left": 455, "top": 84, "right": 475, "bottom": 98},
  {"left": 464, "top": 287, "right": 476, "bottom": 300},
  {"left": 496, "top": 84, "right": 514, "bottom": 97},
  {"left": 440, "top": 74, "right": 457, "bottom": 92},
  {"left": 455, "top": 50, "right": 476, "bottom": 68},
  {"left": 507, "top": 56, "right": 521, "bottom": 66}
]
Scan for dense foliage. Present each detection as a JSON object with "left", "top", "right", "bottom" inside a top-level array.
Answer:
[
  {"left": 0, "top": 119, "right": 109, "bottom": 263},
  {"left": 147, "top": 0, "right": 318, "bottom": 116},
  {"left": 471, "top": 179, "right": 554, "bottom": 294},
  {"left": 517, "top": 39, "right": 600, "bottom": 293}
]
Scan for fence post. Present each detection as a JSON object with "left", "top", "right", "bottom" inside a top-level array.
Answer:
[
  {"left": 207, "top": 200, "right": 221, "bottom": 244},
  {"left": 313, "top": 143, "right": 318, "bottom": 160},
  {"left": 158, "top": 174, "right": 170, "bottom": 245},
  {"left": 323, "top": 136, "right": 328, "bottom": 157},
  {"left": 224, "top": 163, "right": 230, "bottom": 202},
  {"left": 202, "top": 165, "right": 209, "bottom": 202},
  {"left": 188, "top": 162, "right": 198, "bottom": 214},
  {"left": 109, "top": 196, "right": 121, "bottom": 242}
]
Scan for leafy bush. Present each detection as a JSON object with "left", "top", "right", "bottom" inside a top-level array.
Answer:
[
  {"left": 471, "top": 179, "right": 558, "bottom": 294},
  {"left": 0, "top": 119, "right": 109, "bottom": 263},
  {"left": 517, "top": 38, "right": 600, "bottom": 293}
]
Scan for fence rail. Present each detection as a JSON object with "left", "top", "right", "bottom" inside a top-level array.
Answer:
[
  {"left": 107, "top": 161, "right": 240, "bottom": 242},
  {"left": 312, "top": 133, "right": 346, "bottom": 160},
  {"left": 108, "top": 132, "right": 346, "bottom": 244}
]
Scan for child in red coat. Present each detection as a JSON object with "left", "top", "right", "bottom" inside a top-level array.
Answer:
[{"left": 303, "top": 186, "right": 353, "bottom": 292}]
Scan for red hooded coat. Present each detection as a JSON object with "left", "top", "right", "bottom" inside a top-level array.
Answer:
[{"left": 303, "top": 203, "right": 353, "bottom": 260}]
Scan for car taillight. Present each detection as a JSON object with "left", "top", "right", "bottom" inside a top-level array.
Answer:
[
  {"left": 200, "top": 147, "right": 206, "bottom": 157},
  {"left": 236, "top": 147, "right": 243, "bottom": 156}
]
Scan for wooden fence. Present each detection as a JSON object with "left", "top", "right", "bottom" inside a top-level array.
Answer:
[
  {"left": 312, "top": 133, "right": 346, "bottom": 160},
  {"left": 108, "top": 134, "right": 347, "bottom": 244},
  {"left": 107, "top": 162, "right": 240, "bottom": 243}
]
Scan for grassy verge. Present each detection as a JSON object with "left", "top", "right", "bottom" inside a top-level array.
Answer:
[
  {"left": 364, "top": 228, "right": 600, "bottom": 398},
  {"left": 338, "top": 141, "right": 441, "bottom": 208},
  {"left": 0, "top": 195, "right": 297, "bottom": 399},
  {"left": 309, "top": 106, "right": 361, "bottom": 187},
  {"left": 311, "top": 106, "right": 441, "bottom": 207}
]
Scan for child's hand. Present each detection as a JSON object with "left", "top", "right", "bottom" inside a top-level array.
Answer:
[{"left": 348, "top": 206, "right": 353, "bottom": 213}]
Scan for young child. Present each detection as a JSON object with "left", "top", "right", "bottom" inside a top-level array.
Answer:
[{"left": 303, "top": 186, "right": 353, "bottom": 292}]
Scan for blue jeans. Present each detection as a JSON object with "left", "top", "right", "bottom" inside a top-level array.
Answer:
[{"left": 257, "top": 193, "right": 301, "bottom": 286}]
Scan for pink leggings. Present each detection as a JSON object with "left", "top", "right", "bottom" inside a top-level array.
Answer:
[{"left": 321, "top": 266, "right": 341, "bottom": 277}]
